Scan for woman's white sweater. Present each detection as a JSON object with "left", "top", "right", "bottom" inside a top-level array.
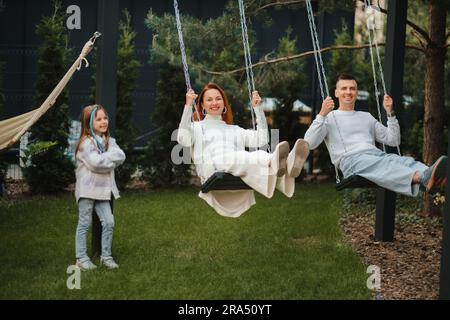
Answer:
[{"left": 177, "top": 105, "right": 269, "bottom": 182}]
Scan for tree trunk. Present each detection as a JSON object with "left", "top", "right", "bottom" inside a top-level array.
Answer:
[{"left": 422, "top": 0, "right": 447, "bottom": 216}]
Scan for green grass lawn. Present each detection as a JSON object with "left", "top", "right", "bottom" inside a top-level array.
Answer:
[{"left": 0, "top": 183, "right": 371, "bottom": 299}]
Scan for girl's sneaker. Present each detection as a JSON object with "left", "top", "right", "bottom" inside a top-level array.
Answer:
[
  {"left": 76, "top": 259, "right": 97, "bottom": 271},
  {"left": 100, "top": 257, "right": 119, "bottom": 269}
]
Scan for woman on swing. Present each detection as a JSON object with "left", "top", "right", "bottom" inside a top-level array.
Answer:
[{"left": 177, "top": 82, "right": 309, "bottom": 217}]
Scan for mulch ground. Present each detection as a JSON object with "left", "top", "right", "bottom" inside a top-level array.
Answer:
[{"left": 340, "top": 205, "right": 443, "bottom": 300}]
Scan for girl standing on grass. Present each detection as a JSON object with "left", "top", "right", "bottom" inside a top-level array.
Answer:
[{"left": 74, "top": 104, "right": 125, "bottom": 270}]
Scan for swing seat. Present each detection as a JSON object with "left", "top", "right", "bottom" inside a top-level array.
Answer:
[
  {"left": 335, "top": 175, "right": 379, "bottom": 191},
  {"left": 201, "top": 172, "right": 252, "bottom": 193}
]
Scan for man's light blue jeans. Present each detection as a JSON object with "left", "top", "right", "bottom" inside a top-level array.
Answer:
[{"left": 340, "top": 149, "right": 428, "bottom": 197}]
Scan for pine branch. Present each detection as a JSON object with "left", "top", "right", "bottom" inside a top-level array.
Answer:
[
  {"left": 411, "top": 29, "right": 427, "bottom": 51},
  {"left": 257, "top": 0, "right": 305, "bottom": 11},
  {"left": 405, "top": 20, "right": 432, "bottom": 45},
  {"left": 203, "top": 42, "right": 424, "bottom": 75}
]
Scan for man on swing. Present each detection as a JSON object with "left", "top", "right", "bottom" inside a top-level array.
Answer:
[{"left": 304, "top": 73, "right": 447, "bottom": 197}]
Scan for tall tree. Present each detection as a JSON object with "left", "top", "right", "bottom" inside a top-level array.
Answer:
[
  {"left": 115, "top": 9, "right": 141, "bottom": 189},
  {"left": 259, "top": 28, "right": 306, "bottom": 147},
  {"left": 145, "top": 5, "right": 249, "bottom": 124},
  {"left": 422, "top": 0, "right": 447, "bottom": 165},
  {"left": 24, "top": 0, "right": 74, "bottom": 194},
  {"left": 0, "top": 58, "right": 6, "bottom": 195},
  {"left": 0, "top": 58, "right": 4, "bottom": 117},
  {"left": 327, "top": 21, "right": 356, "bottom": 87},
  {"left": 141, "top": 63, "right": 191, "bottom": 187},
  {"left": 419, "top": 0, "right": 448, "bottom": 215}
]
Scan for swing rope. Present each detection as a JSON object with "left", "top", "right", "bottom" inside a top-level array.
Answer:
[
  {"left": 305, "top": 0, "right": 346, "bottom": 182},
  {"left": 306, "top": 0, "right": 329, "bottom": 99},
  {"left": 364, "top": 0, "right": 386, "bottom": 152},
  {"left": 173, "top": 0, "right": 201, "bottom": 121},
  {"left": 238, "top": 0, "right": 257, "bottom": 130},
  {"left": 363, "top": 0, "right": 401, "bottom": 155}
]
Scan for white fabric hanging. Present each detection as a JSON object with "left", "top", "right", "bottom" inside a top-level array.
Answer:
[{"left": 0, "top": 32, "right": 100, "bottom": 151}]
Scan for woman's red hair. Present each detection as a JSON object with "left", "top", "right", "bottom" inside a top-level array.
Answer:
[{"left": 193, "top": 83, "right": 234, "bottom": 125}]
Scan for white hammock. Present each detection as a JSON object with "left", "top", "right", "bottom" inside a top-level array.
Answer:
[{"left": 0, "top": 32, "right": 100, "bottom": 151}]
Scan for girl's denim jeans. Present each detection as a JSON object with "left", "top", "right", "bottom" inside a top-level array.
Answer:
[{"left": 75, "top": 198, "right": 114, "bottom": 262}]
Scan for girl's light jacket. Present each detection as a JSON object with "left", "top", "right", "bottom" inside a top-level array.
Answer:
[{"left": 75, "top": 137, "right": 125, "bottom": 202}]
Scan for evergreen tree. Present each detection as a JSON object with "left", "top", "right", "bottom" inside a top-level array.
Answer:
[
  {"left": 115, "top": 9, "right": 141, "bottom": 188},
  {"left": 0, "top": 58, "right": 6, "bottom": 195},
  {"left": 0, "top": 58, "right": 4, "bottom": 117},
  {"left": 327, "top": 21, "right": 356, "bottom": 91},
  {"left": 24, "top": 0, "right": 74, "bottom": 193},
  {"left": 145, "top": 4, "right": 261, "bottom": 128},
  {"left": 259, "top": 28, "right": 306, "bottom": 148},
  {"left": 141, "top": 63, "right": 191, "bottom": 187}
]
